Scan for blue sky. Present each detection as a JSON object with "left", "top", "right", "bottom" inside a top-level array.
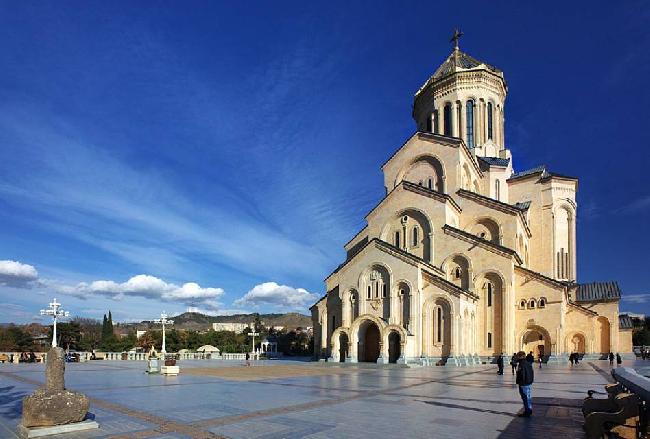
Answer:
[{"left": 0, "top": 1, "right": 649, "bottom": 323}]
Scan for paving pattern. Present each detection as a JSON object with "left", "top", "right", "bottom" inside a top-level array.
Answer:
[{"left": 0, "top": 358, "right": 636, "bottom": 438}]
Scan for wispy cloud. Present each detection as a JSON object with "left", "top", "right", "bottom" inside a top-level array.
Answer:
[
  {"left": 616, "top": 195, "right": 650, "bottom": 215},
  {"left": 621, "top": 293, "right": 650, "bottom": 304}
]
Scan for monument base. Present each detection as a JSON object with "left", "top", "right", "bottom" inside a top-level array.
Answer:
[
  {"left": 18, "top": 420, "right": 99, "bottom": 438},
  {"left": 160, "top": 365, "right": 180, "bottom": 376}
]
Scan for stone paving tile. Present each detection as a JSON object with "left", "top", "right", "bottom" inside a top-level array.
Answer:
[{"left": 0, "top": 358, "right": 641, "bottom": 438}]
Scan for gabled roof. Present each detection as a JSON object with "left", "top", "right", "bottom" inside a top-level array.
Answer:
[
  {"left": 510, "top": 165, "right": 547, "bottom": 180},
  {"left": 513, "top": 201, "right": 531, "bottom": 211},
  {"left": 442, "top": 224, "right": 523, "bottom": 264},
  {"left": 478, "top": 156, "right": 510, "bottom": 168},
  {"left": 574, "top": 282, "right": 622, "bottom": 303},
  {"left": 619, "top": 314, "right": 634, "bottom": 330},
  {"left": 320, "top": 237, "right": 478, "bottom": 302},
  {"left": 364, "top": 180, "right": 462, "bottom": 222},
  {"left": 508, "top": 165, "right": 578, "bottom": 183},
  {"left": 515, "top": 266, "right": 570, "bottom": 290},
  {"left": 416, "top": 49, "right": 504, "bottom": 96},
  {"left": 456, "top": 189, "right": 532, "bottom": 237}
]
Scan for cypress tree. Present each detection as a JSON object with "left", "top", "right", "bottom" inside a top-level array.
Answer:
[
  {"left": 108, "top": 311, "right": 114, "bottom": 336},
  {"left": 101, "top": 314, "right": 108, "bottom": 340}
]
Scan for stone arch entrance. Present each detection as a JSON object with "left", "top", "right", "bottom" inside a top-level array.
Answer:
[
  {"left": 388, "top": 331, "right": 401, "bottom": 364},
  {"left": 521, "top": 326, "right": 551, "bottom": 358},
  {"left": 339, "top": 332, "right": 349, "bottom": 362},
  {"left": 596, "top": 317, "right": 610, "bottom": 354},
  {"left": 358, "top": 320, "right": 381, "bottom": 363}
]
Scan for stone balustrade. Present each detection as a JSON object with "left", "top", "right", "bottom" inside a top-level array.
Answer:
[{"left": 1, "top": 351, "right": 249, "bottom": 362}]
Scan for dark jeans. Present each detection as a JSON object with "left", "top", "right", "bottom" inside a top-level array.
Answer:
[{"left": 518, "top": 385, "right": 532, "bottom": 413}]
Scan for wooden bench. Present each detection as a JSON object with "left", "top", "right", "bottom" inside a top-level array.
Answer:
[
  {"left": 583, "top": 383, "right": 625, "bottom": 416},
  {"left": 584, "top": 393, "right": 640, "bottom": 439}
]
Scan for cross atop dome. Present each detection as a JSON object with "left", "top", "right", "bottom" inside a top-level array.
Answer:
[{"left": 450, "top": 28, "right": 463, "bottom": 51}]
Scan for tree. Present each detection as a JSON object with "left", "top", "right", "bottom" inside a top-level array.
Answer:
[
  {"left": 0, "top": 325, "right": 33, "bottom": 351},
  {"left": 52, "top": 322, "right": 82, "bottom": 350}
]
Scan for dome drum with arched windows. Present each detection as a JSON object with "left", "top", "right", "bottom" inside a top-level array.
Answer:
[{"left": 311, "top": 31, "right": 633, "bottom": 366}]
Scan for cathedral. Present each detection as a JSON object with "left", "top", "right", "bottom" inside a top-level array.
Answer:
[{"left": 310, "top": 35, "right": 633, "bottom": 365}]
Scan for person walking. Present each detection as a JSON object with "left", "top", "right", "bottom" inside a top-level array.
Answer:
[
  {"left": 537, "top": 354, "right": 542, "bottom": 369},
  {"left": 245, "top": 351, "right": 250, "bottom": 367},
  {"left": 497, "top": 353, "right": 504, "bottom": 375},
  {"left": 516, "top": 351, "right": 534, "bottom": 417},
  {"left": 569, "top": 353, "right": 575, "bottom": 366},
  {"left": 526, "top": 351, "right": 534, "bottom": 363},
  {"left": 510, "top": 353, "right": 517, "bottom": 375},
  {"left": 609, "top": 352, "right": 614, "bottom": 366},
  {"left": 616, "top": 353, "right": 622, "bottom": 367}
]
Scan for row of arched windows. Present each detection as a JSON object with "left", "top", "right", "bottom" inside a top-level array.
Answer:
[
  {"left": 437, "top": 100, "right": 497, "bottom": 146},
  {"left": 519, "top": 298, "right": 546, "bottom": 309},
  {"left": 394, "top": 226, "right": 421, "bottom": 249}
]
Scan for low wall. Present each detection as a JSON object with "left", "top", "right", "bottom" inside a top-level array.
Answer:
[{"left": 0, "top": 351, "right": 249, "bottom": 363}]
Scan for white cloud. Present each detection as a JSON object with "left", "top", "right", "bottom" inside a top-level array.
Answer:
[
  {"left": 235, "top": 282, "right": 318, "bottom": 311},
  {"left": 0, "top": 260, "right": 39, "bottom": 288},
  {"left": 65, "top": 274, "right": 224, "bottom": 303}
]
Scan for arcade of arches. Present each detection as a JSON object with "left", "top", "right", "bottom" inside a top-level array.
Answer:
[{"left": 312, "top": 37, "right": 632, "bottom": 365}]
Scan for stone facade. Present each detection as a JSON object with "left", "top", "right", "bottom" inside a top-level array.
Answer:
[{"left": 310, "top": 43, "right": 633, "bottom": 365}]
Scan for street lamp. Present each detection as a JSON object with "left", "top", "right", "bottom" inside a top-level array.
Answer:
[
  {"left": 40, "top": 298, "right": 70, "bottom": 348},
  {"left": 153, "top": 312, "right": 174, "bottom": 354},
  {"left": 249, "top": 330, "right": 260, "bottom": 356}
]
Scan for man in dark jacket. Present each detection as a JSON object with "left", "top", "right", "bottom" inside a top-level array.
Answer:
[
  {"left": 608, "top": 352, "right": 614, "bottom": 366},
  {"left": 525, "top": 351, "right": 534, "bottom": 363},
  {"left": 516, "top": 351, "right": 534, "bottom": 417},
  {"left": 496, "top": 354, "right": 504, "bottom": 375}
]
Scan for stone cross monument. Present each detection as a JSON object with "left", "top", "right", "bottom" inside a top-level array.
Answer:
[{"left": 20, "top": 347, "right": 98, "bottom": 436}]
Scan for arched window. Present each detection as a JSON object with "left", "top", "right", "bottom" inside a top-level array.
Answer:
[
  {"left": 487, "top": 102, "right": 493, "bottom": 140},
  {"left": 443, "top": 104, "right": 452, "bottom": 136},
  {"left": 382, "top": 284, "right": 387, "bottom": 298},
  {"left": 394, "top": 231, "right": 400, "bottom": 248},
  {"left": 412, "top": 227, "right": 419, "bottom": 247},
  {"left": 529, "top": 299, "right": 536, "bottom": 309},
  {"left": 520, "top": 299, "right": 527, "bottom": 309},
  {"left": 495, "top": 179, "right": 500, "bottom": 200},
  {"left": 539, "top": 298, "right": 546, "bottom": 308},
  {"left": 487, "top": 332, "right": 492, "bottom": 348},
  {"left": 427, "top": 178, "right": 433, "bottom": 190},
  {"left": 466, "top": 100, "right": 474, "bottom": 149},
  {"left": 454, "top": 267, "right": 462, "bottom": 279},
  {"left": 367, "top": 286, "right": 371, "bottom": 300},
  {"left": 426, "top": 114, "right": 432, "bottom": 133},
  {"left": 436, "top": 306, "right": 442, "bottom": 343},
  {"left": 487, "top": 282, "right": 493, "bottom": 307}
]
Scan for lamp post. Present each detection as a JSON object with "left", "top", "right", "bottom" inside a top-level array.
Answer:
[
  {"left": 249, "top": 331, "right": 260, "bottom": 356},
  {"left": 153, "top": 312, "right": 174, "bottom": 354},
  {"left": 40, "top": 298, "right": 70, "bottom": 348}
]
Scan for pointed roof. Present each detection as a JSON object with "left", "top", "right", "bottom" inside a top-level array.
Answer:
[{"left": 416, "top": 49, "right": 504, "bottom": 96}]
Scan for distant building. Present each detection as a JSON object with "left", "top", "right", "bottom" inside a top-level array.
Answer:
[
  {"left": 212, "top": 322, "right": 250, "bottom": 332},
  {"left": 136, "top": 330, "right": 147, "bottom": 339}
]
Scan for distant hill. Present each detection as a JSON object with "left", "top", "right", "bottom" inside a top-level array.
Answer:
[{"left": 133, "top": 311, "right": 311, "bottom": 331}]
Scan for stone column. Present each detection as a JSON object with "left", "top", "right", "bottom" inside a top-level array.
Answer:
[
  {"left": 450, "top": 102, "right": 457, "bottom": 137},
  {"left": 460, "top": 100, "right": 467, "bottom": 144}
]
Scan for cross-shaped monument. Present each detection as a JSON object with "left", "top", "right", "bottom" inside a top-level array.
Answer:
[
  {"left": 153, "top": 311, "right": 174, "bottom": 353},
  {"left": 40, "top": 298, "right": 70, "bottom": 348},
  {"left": 450, "top": 28, "right": 463, "bottom": 50}
]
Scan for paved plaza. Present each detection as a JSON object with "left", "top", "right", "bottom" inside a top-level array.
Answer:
[{"left": 0, "top": 358, "right": 632, "bottom": 438}]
